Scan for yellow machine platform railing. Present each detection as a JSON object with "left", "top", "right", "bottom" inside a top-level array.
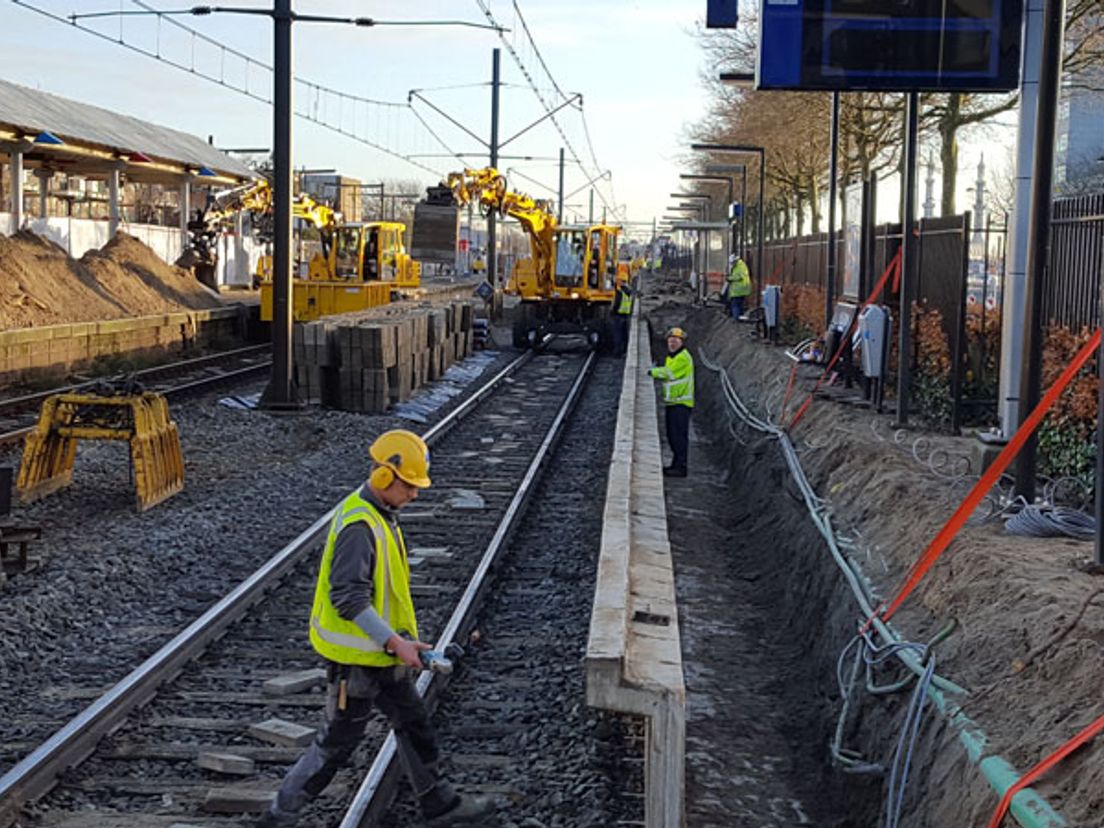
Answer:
[{"left": 17, "top": 386, "right": 185, "bottom": 512}]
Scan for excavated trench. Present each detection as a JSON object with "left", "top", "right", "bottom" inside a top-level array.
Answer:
[{"left": 645, "top": 303, "right": 1017, "bottom": 828}]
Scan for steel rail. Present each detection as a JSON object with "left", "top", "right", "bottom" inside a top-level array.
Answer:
[
  {"left": 0, "top": 344, "right": 272, "bottom": 413},
  {"left": 0, "top": 347, "right": 274, "bottom": 448},
  {"left": 0, "top": 348, "right": 533, "bottom": 827},
  {"left": 340, "top": 349, "right": 597, "bottom": 827}
]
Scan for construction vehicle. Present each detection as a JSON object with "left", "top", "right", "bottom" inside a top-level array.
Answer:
[
  {"left": 179, "top": 179, "right": 421, "bottom": 321},
  {"left": 177, "top": 178, "right": 277, "bottom": 289},
  {"left": 441, "top": 168, "right": 621, "bottom": 349},
  {"left": 17, "top": 381, "right": 185, "bottom": 512}
]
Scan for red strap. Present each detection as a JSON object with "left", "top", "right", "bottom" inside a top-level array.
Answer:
[
  {"left": 987, "top": 712, "right": 1104, "bottom": 828},
  {"left": 880, "top": 328, "right": 1102, "bottom": 622},
  {"left": 787, "top": 249, "right": 902, "bottom": 430}
]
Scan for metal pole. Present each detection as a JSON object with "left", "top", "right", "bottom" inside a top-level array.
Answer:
[
  {"left": 264, "top": 0, "right": 295, "bottom": 406},
  {"left": 588, "top": 189, "right": 594, "bottom": 224},
  {"left": 826, "top": 91, "right": 840, "bottom": 328},
  {"left": 998, "top": 0, "right": 1047, "bottom": 436},
  {"left": 1015, "top": 0, "right": 1066, "bottom": 502},
  {"left": 1096, "top": 259, "right": 1104, "bottom": 565},
  {"left": 739, "top": 170, "right": 747, "bottom": 258},
  {"left": 10, "top": 149, "right": 23, "bottom": 232},
  {"left": 896, "top": 91, "right": 919, "bottom": 426},
  {"left": 951, "top": 212, "right": 971, "bottom": 433},
  {"left": 557, "top": 147, "right": 564, "bottom": 224},
  {"left": 487, "top": 48, "right": 500, "bottom": 290},
  {"left": 756, "top": 151, "right": 765, "bottom": 304}
]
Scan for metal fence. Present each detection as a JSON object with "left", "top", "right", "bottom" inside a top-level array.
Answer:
[{"left": 1041, "top": 193, "right": 1104, "bottom": 330}]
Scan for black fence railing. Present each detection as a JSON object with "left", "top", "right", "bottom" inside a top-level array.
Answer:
[{"left": 1041, "top": 193, "right": 1104, "bottom": 330}]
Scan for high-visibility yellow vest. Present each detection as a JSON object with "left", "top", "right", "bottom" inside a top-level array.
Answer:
[
  {"left": 727, "top": 259, "right": 751, "bottom": 298},
  {"left": 309, "top": 490, "right": 418, "bottom": 666},
  {"left": 649, "top": 349, "right": 694, "bottom": 407},
  {"left": 615, "top": 287, "right": 633, "bottom": 315}
]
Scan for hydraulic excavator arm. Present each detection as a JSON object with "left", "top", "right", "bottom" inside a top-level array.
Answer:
[{"left": 445, "top": 168, "right": 557, "bottom": 293}]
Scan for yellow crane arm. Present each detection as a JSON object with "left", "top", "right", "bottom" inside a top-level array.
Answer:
[{"left": 445, "top": 168, "right": 557, "bottom": 289}]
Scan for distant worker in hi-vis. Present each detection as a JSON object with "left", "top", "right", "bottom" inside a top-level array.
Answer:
[
  {"left": 257, "top": 430, "right": 496, "bottom": 827},
  {"left": 726, "top": 254, "right": 752, "bottom": 319},
  {"left": 649, "top": 327, "right": 695, "bottom": 477},
  {"left": 611, "top": 275, "right": 635, "bottom": 357}
]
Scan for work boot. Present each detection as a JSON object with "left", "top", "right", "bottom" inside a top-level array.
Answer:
[
  {"left": 426, "top": 794, "right": 498, "bottom": 826},
  {"left": 663, "top": 466, "right": 687, "bottom": 478}
]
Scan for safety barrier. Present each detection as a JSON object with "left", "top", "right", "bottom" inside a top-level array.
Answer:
[{"left": 585, "top": 306, "right": 685, "bottom": 828}]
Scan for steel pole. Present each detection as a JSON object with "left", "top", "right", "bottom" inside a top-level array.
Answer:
[
  {"left": 739, "top": 170, "right": 747, "bottom": 257},
  {"left": 557, "top": 147, "right": 564, "bottom": 224},
  {"left": 1096, "top": 261, "right": 1104, "bottom": 565},
  {"left": 896, "top": 92, "right": 919, "bottom": 426},
  {"left": 756, "top": 151, "right": 765, "bottom": 305},
  {"left": 487, "top": 48, "right": 501, "bottom": 290},
  {"left": 826, "top": 91, "right": 840, "bottom": 328},
  {"left": 264, "top": 0, "right": 295, "bottom": 407},
  {"left": 1015, "top": 0, "right": 1066, "bottom": 501}
]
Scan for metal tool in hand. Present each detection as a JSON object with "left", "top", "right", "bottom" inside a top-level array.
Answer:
[{"left": 419, "top": 643, "right": 465, "bottom": 674}]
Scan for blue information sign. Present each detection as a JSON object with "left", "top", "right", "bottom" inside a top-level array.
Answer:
[
  {"left": 707, "top": 0, "right": 740, "bottom": 28},
  {"left": 757, "top": 0, "right": 1023, "bottom": 91}
]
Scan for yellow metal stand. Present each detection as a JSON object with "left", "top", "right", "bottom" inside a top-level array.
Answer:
[{"left": 17, "top": 390, "right": 185, "bottom": 511}]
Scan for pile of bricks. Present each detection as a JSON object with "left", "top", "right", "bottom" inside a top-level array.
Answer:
[{"left": 293, "top": 301, "right": 476, "bottom": 412}]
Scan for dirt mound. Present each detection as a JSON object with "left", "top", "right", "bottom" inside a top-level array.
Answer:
[{"left": 0, "top": 231, "right": 224, "bottom": 330}]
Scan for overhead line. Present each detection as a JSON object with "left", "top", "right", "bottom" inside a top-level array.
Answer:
[{"left": 11, "top": 0, "right": 448, "bottom": 177}]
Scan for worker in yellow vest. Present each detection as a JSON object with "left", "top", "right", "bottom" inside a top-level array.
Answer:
[
  {"left": 257, "top": 430, "right": 496, "bottom": 827},
  {"left": 648, "top": 327, "right": 694, "bottom": 477},
  {"left": 726, "top": 254, "right": 752, "bottom": 319},
  {"left": 610, "top": 276, "right": 635, "bottom": 357}
]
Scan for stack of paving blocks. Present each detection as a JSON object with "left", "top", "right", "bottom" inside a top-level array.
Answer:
[{"left": 292, "top": 301, "right": 476, "bottom": 412}]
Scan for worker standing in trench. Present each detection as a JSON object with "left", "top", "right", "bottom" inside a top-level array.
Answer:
[
  {"left": 649, "top": 327, "right": 695, "bottom": 477},
  {"left": 256, "top": 430, "right": 496, "bottom": 827}
]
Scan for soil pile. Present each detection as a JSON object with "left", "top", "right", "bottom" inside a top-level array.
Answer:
[{"left": 0, "top": 231, "right": 223, "bottom": 330}]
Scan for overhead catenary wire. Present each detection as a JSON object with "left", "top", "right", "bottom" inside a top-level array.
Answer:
[
  {"left": 11, "top": 0, "right": 462, "bottom": 177},
  {"left": 470, "top": 0, "right": 622, "bottom": 221}
]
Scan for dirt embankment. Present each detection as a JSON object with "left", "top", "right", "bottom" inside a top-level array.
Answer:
[
  {"left": 645, "top": 295, "right": 1104, "bottom": 827},
  {"left": 0, "top": 231, "right": 223, "bottom": 330}
]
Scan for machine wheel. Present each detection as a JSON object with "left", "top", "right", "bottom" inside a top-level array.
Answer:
[{"left": 512, "top": 318, "right": 528, "bottom": 349}]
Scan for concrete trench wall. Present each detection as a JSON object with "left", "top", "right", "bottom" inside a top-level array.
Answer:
[
  {"left": 643, "top": 304, "right": 1024, "bottom": 827},
  {"left": 0, "top": 306, "right": 247, "bottom": 389}
]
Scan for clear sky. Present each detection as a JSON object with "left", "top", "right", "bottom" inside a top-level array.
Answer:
[{"left": 0, "top": 0, "right": 710, "bottom": 238}]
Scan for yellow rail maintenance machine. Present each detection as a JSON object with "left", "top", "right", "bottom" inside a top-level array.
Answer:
[
  {"left": 443, "top": 168, "right": 622, "bottom": 349},
  {"left": 17, "top": 381, "right": 185, "bottom": 512},
  {"left": 179, "top": 179, "right": 421, "bottom": 322}
]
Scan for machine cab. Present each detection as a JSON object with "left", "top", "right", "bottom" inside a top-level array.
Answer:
[{"left": 553, "top": 224, "right": 620, "bottom": 299}]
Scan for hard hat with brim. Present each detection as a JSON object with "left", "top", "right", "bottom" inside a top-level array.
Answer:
[
  {"left": 370, "top": 429, "right": 432, "bottom": 488},
  {"left": 665, "top": 327, "right": 687, "bottom": 340}
]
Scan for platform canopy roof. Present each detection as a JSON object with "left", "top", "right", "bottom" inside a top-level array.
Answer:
[{"left": 0, "top": 79, "right": 255, "bottom": 186}]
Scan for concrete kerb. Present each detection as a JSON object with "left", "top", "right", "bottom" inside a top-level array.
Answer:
[{"left": 585, "top": 305, "right": 686, "bottom": 828}]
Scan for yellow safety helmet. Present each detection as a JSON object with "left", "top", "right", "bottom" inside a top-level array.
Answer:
[
  {"left": 665, "top": 327, "right": 687, "bottom": 340},
  {"left": 369, "top": 429, "right": 432, "bottom": 490}
]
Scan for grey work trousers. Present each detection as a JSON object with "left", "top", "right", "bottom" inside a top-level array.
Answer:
[{"left": 270, "top": 663, "right": 458, "bottom": 821}]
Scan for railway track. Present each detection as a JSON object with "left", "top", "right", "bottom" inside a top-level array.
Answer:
[
  {"left": 0, "top": 344, "right": 600, "bottom": 827},
  {"left": 0, "top": 345, "right": 272, "bottom": 447},
  {"left": 374, "top": 355, "right": 643, "bottom": 827}
]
